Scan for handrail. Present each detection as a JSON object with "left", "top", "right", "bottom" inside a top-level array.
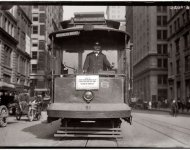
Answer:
[{"left": 53, "top": 74, "right": 126, "bottom": 77}]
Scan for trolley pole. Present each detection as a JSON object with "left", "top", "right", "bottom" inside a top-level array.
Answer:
[{"left": 51, "top": 37, "right": 54, "bottom": 103}]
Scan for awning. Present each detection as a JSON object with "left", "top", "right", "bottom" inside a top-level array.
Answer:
[
  {"left": 0, "top": 81, "right": 15, "bottom": 91},
  {"left": 34, "top": 88, "right": 50, "bottom": 92}
]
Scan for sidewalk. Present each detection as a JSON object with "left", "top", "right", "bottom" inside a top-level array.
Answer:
[{"left": 148, "top": 107, "right": 190, "bottom": 115}]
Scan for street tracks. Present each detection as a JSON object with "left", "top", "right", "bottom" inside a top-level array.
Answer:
[{"left": 133, "top": 114, "right": 190, "bottom": 147}]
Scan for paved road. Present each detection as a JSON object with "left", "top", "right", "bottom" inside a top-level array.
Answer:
[{"left": 0, "top": 110, "right": 190, "bottom": 147}]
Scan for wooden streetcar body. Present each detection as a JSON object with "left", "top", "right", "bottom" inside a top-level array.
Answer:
[{"left": 47, "top": 12, "right": 132, "bottom": 138}]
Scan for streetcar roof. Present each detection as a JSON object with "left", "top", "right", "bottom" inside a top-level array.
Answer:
[{"left": 49, "top": 25, "right": 130, "bottom": 52}]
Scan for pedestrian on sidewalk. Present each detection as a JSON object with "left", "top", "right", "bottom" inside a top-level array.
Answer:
[
  {"left": 171, "top": 99, "right": 178, "bottom": 117},
  {"left": 148, "top": 101, "right": 152, "bottom": 109},
  {"left": 186, "top": 98, "right": 190, "bottom": 113}
]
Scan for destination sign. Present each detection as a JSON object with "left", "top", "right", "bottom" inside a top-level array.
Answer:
[
  {"left": 76, "top": 75, "right": 99, "bottom": 90},
  {"left": 74, "top": 17, "right": 105, "bottom": 22},
  {"left": 56, "top": 31, "right": 80, "bottom": 37}
]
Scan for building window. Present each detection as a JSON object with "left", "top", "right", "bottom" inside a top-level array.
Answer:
[
  {"left": 32, "top": 51, "right": 37, "bottom": 59},
  {"left": 4, "top": 45, "right": 12, "bottom": 67},
  {"left": 175, "top": 39, "right": 180, "bottom": 53},
  {"left": 33, "top": 6, "right": 38, "bottom": 9},
  {"left": 185, "top": 56, "right": 190, "bottom": 72},
  {"left": 157, "top": 30, "right": 167, "bottom": 40},
  {"left": 31, "top": 64, "right": 37, "bottom": 73},
  {"left": 177, "top": 18, "right": 180, "bottom": 29},
  {"left": 157, "top": 44, "right": 168, "bottom": 54},
  {"left": 170, "top": 62, "right": 173, "bottom": 76},
  {"left": 163, "top": 16, "right": 167, "bottom": 25},
  {"left": 163, "top": 44, "right": 168, "bottom": 54},
  {"left": 158, "top": 59, "right": 162, "bottom": 68},
  {"left": 169, "top": 44, "right": 172, "bottom": 57},
  {"left": 30, "top": 79, "right": 37, "bottom": 87},
  {"left": 182, "top": 12, "right": 186, "bottom": 24},
  {"left": 157, "top": 30, "right": 162, "bottom": 39},
  {"left": 3, "top": 74, "right": 11, "bottom": 83},
  {"left": 184, "top": 32, "right": 189, "bottom": 49},
  {"left": 39, "top": 6, "right": 45, "bottom": 11},
  {"left": 158, "top": 75, "right": 167, "bottom": 85},
  {"left": 163, "top": 59, "right": 168, "bottom": 68},
  {"left": 158, "top": 75, "right": 162, "bottom": 84},
  {"left": 157, "top": 44, "right": 162, "bottom": 54},
  {"left": 170, "top": 25, "right": 172, "bottom": 36},
  {"left": 163, "top": 6, "right": 167, "bottom": 12},
  {"left": 157, "top": 16, "right": 167, "bottom": 26},
  {"left": 32, "top": 26, "right": 38, "bottom": 34},
  {"left": 176, "top": 60, "right": 180, "bottom": 74},
  {"left": 157, "top": 6, "right": 161, "bottom": 11},
  {"left": 163, "top": 30, "right": 167, "bottom": 39},
  {"left": 39, "top": 40, "right": 45, "bottom": 50},
  {"left": 157, "top": 58, "right": 167, "bottom": 68},
  {"left": 186, "top": 10, "right": 189, "bottom": 21},
  {"left": 157, "top": 16, "right": 161, "bottom": 26},
  {"left": 39, "top": 13, "right": 45, "bottom": 23},
  {"left": 33, "top": 16, "right": 38, "bottom": 21},
  {"left": 32, "top": 43, "right": 38, "bottom": 47},
  {"left": 40, "top": 25, "right": 45, "bottom": 35},
  {"left": 174, "top": 21, "right": 177, "bottom": 31}
]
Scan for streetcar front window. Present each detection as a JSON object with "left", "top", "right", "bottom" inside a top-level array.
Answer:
[{"left": 62, "top": 49, "right": 118, "bottom": 74}]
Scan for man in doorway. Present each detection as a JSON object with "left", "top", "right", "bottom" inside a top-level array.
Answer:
[{"left": 83, "top": 41, "right": 114, "bottom": 74}]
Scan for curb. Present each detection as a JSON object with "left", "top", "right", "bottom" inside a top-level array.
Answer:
[{"left": 148, "top": 108, "right": 190, "bottom": 115}]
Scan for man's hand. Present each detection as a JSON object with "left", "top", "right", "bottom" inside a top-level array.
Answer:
[
  {"left": 110, "top": 62, "right": 114, "bottom": 69},
  {"left": 83, "top": 70, "right": 87, "bottom": 74}
]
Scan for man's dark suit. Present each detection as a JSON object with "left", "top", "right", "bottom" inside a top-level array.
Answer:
[{"left": 83, "top": 52, "right": 111, "bottom": 73}]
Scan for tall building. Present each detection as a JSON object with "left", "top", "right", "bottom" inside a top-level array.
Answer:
[
  {"left": 30, "top": 6, "right": 63, "bottom": 96},
  {"left": 167, "top": 7, "right": 190, "bottom": 102},
  {"left": 132, "top": 6, "right": 168, "bottom": 103},
  {"left": 106, "top": 6, "right": 126, "bottom": 30},
  {"left": 0, "top": 6, "right": 32, "bottom": 92},
  {"left": 125, "top": 6, "right": 133, "bottom": 97}
]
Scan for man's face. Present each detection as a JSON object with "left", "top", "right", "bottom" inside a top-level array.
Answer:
[{"left": 93, "top": 45, "right": 101, "bottom": 53}]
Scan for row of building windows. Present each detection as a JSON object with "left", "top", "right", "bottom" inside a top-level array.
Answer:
[
  {"left": 3, "top": 44, "right": 29, "bottom": 76},
  {"left": 169, "top": 10, "right": 190, "bottom": 37},
  {"left": 4, "top": 45, "right": 12, "bottom": 67},
  {"left": 157, "top": 30, "right": 167, "bottom": 40},
  {"left": 0, "top": 13, "right": 15, "bottom": 38},
  {"left": 157, "top": 15, "right": 167, "bottom": 26},
  {"left": 32, "top": 25, "right": 45, "bottom": 35},
  {"left": 169, "top": 31, "right": 189, "bottom": 57},
  {"left": 158, "top": 75, "right": 167, "bottom": 85},
  {"left": 157, "top": 58, "right": 168, "bottom": 68},
  {"left": 32, "top": 40, "right": 45, "bottom": 50}
]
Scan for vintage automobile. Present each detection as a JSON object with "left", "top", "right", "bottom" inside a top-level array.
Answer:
[
  {"left": 47, "top": 12, "right": 132, "bottom": 138},
  {"left": 34, "top": 88, "right": 51, "bottom": 110},
  {"left": 134, "top": 98, "right": 149, "bottom": 109}
]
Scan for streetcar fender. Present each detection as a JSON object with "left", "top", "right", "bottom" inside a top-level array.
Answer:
[{"left": 123, "top": 115, "right": 132, "bottom": 125}]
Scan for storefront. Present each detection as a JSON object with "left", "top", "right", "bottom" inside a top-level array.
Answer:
[{"left": 0, "top": 81, "right": 15, "bottom": 92}]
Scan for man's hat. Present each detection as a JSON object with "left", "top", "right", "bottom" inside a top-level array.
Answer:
[{"left": 94, "top": 41, "right": 101, "bottom": 46}]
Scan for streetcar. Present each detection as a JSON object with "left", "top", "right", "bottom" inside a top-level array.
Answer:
[{"left": 47, "top": 12, "right": 132, "bottom": 138}]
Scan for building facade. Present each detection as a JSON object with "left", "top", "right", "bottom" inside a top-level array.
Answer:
[
  {"left": 30, "top": 6, "right": 63, "bottom": 96},
  {"left": 106, "top": 6, "right": 126, "bottom": 30},
  {"left": 0, "top": 6, "right": 32, "bottom": 92},
  {"left": 132, "top": 6, "right": 168, "bottom": 103},
  {"left": 167, "top": 7, "right": 190, "bottom": 102},
  {"left": 125, "top": 6, "right": 133, "bottom": 97}
]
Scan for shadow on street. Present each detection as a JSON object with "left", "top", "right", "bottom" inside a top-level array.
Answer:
[{"left": 21, "top": 119, "right": 61, "bottom": 140}]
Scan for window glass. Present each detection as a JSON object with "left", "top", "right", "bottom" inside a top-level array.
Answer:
[
  {"left": 33, "top": 26, "right": 38, "bottom": 34},
  {"left": 163, "top": 30, "right": 167, "bottom": 39},
  {"left": 32, "top": 51, "right": 37, "bottom": 59},
  {"left": 157, "top": 30, "right": 161, "bottom": 40}
]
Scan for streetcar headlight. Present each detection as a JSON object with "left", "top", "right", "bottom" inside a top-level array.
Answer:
[{"left": 83, "top": 91, "right": 94, "bottom": 103}]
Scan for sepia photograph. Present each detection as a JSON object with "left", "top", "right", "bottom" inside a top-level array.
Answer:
[{"left": 0, "top": 0, "right": 190, "bottom": 148}]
